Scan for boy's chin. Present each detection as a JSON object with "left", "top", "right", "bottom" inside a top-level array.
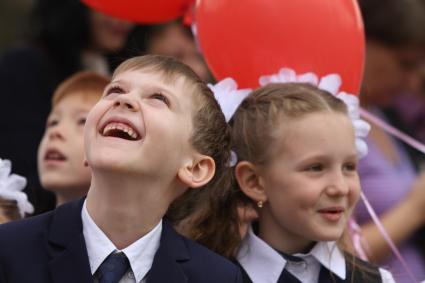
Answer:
[{"left": 88, "top": 157, "right": 145, "bottom": 175}]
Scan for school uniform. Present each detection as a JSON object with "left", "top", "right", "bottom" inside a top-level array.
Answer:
[
  {"left": 236, "top": 228, "right": 395, "bottom": 283},
  {"left": 0, "top": 198, "right": 242, "bottom": 283}
]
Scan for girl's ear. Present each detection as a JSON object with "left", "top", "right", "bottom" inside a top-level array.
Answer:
[
  {"left": 235, "top": 161, "right": 267, "bottom": 203},
  {"left": 177, "top": 154, "right": 215, "bottom": 189}
]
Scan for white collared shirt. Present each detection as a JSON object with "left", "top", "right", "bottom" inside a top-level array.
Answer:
[
  {"left": 81, "top": 201, "right": 162, "bottom": 283},
  {"left": 237, "top": 228, "right": 395, "bottom": 283}
]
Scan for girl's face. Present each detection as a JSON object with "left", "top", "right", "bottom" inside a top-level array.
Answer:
[{"left": 257, "top": 111, "right": 360, "bottom": 253}]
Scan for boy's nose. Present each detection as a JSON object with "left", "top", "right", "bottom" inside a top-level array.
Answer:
[
  {"left": 114, "top": 95, "right": 139, "bottom": 112},
  {"left": 48, "top": 129, "right": 64, "bottom": 140}
]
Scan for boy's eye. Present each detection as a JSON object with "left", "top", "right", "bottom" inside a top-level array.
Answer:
[
  {"left": 150, "top": 93, "right": 170, "bottom": 106},
  {"left": 105, "top": 85, "right": 124, "bottom": 96},
  {"left": 77, "top": 117, "right": 87, "bottom": 126},
  {"left": 47, "top": 119, "right": 58, "bottom": 128}
]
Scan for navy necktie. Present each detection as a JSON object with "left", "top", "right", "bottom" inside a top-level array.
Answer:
[
  {"left": 277, "top": 251, "right": 303, "bottom": 283},
  {"left": 277, "top": 269, "right": 303, "bottom": 283},
  {"left": 97, "top": 252, "right": 130, "bottom": 283}
]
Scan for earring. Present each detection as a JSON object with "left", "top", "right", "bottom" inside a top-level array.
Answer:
[{"left": 257, "top": 200, "right": 263, "bottom": 208}]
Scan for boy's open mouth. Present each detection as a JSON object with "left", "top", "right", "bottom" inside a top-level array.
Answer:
[
  {"left": 44, "top": 149, "right": 67, "bottom": 161},
  {"left": 101, "top": 121, "right": 141, "bottom": 141}
]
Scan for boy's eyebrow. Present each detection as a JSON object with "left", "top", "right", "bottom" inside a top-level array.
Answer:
[{"left": 108, "top": 79, "right": 183, "bottom": 111}]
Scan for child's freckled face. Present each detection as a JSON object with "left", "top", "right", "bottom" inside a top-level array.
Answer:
[
  {"left": 84, "top": 69, "right": 196, "bottom": 177},
  {"left": 38, "top": 94, "right": 97, "bottom": 192},
  {"left": 259, "top": 112, "right": 360, "bottom": 249}
]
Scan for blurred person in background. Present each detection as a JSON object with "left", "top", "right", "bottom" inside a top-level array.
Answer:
[
  {"left": 389, "top": 66, "right": 425, "bottom": 152},
  {"left": 355, "top": 0, "right": 425, "bottom": 281},
  {"left": 0, "top": 0, "right": 134, "bottom": 214},
  {"left": 121, "top": 20, "right": 214, "bottom": 83}
]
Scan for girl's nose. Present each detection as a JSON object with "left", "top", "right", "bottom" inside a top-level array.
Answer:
[{"left": 326, "top": 171, "right": 350, "bottom": 196}]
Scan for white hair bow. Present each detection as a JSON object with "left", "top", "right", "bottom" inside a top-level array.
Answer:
[
  {"left": 0, "top": 158, "right": 34, "bottom": 217},
  {"left": 209, "top": 69, "right": 370, "bottom": 165},
  {"left": 208, "top": 78, "right": 252, "bottom": 123},
  {"left": 208, "top": 78, "right": 252, "bottom": 166},
  {"left": 259, "top": 68, "right": 371, "bottom": 158}
]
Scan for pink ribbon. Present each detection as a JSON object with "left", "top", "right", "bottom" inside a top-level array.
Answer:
[
  {"left": 360, "top": 107, "right": 425, "bottom": 154},
  {"left": 347, "top": 218, "right": 369, "bottom": 261}
]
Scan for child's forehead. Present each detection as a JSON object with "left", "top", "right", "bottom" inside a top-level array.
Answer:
[
  {"left": 112, "top": 69, "right": 197, "bottom": 99},
  {"left": 52, "top": 91, "right": 100, "bottom": 112},
  {"left": 113, "top": 68, "right": 185, "bottom": 85}
]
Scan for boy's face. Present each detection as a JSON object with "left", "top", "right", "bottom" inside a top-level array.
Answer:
[
  {"left": 38, "top": 94, "right": 98, "bottom": 194},
  {"left": 84, "top": 69, "right": 197, "bottom": 181}
]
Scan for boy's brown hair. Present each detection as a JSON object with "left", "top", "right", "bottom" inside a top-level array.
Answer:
[
  {"left": 52, "top": 71, "right": 110, "bottom": 106},
  {"left": 112, "top": 54, "right": 232, "bottom": 227}
]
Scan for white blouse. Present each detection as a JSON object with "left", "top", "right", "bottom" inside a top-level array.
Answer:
[{"left": 237, "top": 227, "right": 395, "bottom": 283}]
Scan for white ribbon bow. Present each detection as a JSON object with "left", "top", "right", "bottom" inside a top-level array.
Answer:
[
  {"left": 0, "top": 158, "right": 34, "bottom": 217},
  {"left": 208, "top": 78, "right": 252, "bottom": 123},
  {"left": 259, "top": 68, "right": 371, "bottom": 158}
]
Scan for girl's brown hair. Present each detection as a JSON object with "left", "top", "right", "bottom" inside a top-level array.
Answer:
[{"left": 180, "top": 83, "right": 349, "bottom": 259}]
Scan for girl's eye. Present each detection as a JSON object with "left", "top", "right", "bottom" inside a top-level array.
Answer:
[
  {"left": 151, "top": 93, "right": 169, "bottom": 106},
  {"left": 306, "top": 164, "right": 323, "bottom": 172},
  {"left": 343, "top": 162, "right": 357, "bottom": 172}
]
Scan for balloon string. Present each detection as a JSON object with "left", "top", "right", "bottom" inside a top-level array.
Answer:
[
  {"left": 359, "top": 107, "right": 425, "bottom": 154},
  {"left": 359, "top": 107, "right": 424, "bottom": 283},
  {"left": 360, "top": 192, "right": 418, "bottom": 283},
  {"left": 347, "top": 218, "right": 369, "bottom": 261}
]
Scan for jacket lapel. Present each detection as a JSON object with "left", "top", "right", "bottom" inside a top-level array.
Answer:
[
  {"left": 47, "top": 199, "right": 92, "bottom": 283},
  {"left": 147, "top": 221, "right": 189, "bottom": 283}
]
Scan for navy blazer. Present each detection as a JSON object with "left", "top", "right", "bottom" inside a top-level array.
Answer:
[{"left": 0, "top": 199, "right": 242, "bottom": 283}]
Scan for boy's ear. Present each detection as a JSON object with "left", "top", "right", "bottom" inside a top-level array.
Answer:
[
  {"left": 235, "top": 161, "right": 267, "bottom": 204},
  {"left": 177, "top": 154, "right": 215, "bottom": 189}
]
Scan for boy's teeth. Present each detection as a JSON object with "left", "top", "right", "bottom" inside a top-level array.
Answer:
[{"left": 102, "top": 122, "right": 140, "bottom": 140}]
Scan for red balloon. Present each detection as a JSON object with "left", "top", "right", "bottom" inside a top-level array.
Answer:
[
  {"left": 82, "top": 0, "right": 194, "bottom": 24},
  {"left": 196, "top": 0, "right": 365, "bottom": 94}
]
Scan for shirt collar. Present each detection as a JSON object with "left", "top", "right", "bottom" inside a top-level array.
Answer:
[
  {"left": 81, "top": 200, "right": 162, "bottom": 282},
  {"left": 297, "top": 241, "right": 346, "bottom": 280},
  {"left": 237, "top": 227, "right": 346, "bottom": 282},
  {"left": 237, "top": 227, "right": 286, "bottom": 283}
]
